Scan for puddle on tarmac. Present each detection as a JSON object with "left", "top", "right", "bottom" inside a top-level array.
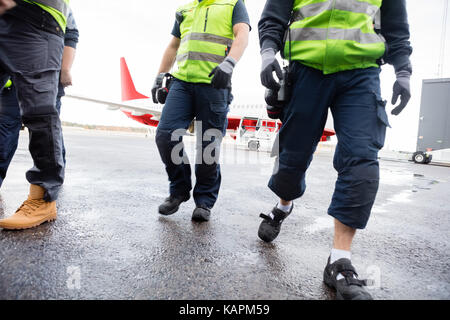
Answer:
[
  {"left": 303, "top": 216, "right": 333, "bottom": 233},
  {"left": 386, "top": 190, "right": 413, "bottom": 203},
  {"left": 381, "top": 169, "right": 440, "bottom": 192}
]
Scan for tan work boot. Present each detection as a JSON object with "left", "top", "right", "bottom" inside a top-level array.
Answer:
[{"left": 0, "top": 184, "right": 57, "bottom": 230}]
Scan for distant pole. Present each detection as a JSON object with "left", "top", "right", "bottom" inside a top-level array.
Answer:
[{"left": 438, "top": 0, "right": 449, "bottom": 78}]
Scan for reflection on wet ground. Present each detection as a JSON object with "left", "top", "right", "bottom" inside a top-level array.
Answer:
[{"left": 0, "top": 130, "right": 449, "bottom": 299}]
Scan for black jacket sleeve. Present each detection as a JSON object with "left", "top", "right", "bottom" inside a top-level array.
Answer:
[
  {"left": 64, "top": 8, "right": 79, "bottom": 49},
  {"left": 258, "top": 0, "right": 294, "bottom": 52},
  {"left": 380, "top": 0, "right": 412, "bottom": 73}
]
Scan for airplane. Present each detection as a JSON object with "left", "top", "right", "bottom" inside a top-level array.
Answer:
[{"left": 66, "top": 58, "right": 335, "bottom": 149}]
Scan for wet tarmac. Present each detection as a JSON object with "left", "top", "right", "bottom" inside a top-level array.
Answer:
[{"left": 0, "top": 128, "right": 449, "bottom": 300}]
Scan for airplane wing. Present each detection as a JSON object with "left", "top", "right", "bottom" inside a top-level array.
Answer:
[{"left": 65, "top": 94, "right": 162, "bottom": 118}]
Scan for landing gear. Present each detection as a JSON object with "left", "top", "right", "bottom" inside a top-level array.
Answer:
[{"left": 413, "top": 151, "right": 432, "bottom": 164}]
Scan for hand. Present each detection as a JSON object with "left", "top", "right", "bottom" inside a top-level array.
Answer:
[
  {"left": 209, "top": 56, "right": 236, "bottom": 89},
  {"left": 0, "top": 0, "right": 16, "bottom": 15},
  {"left": 60, "top": 69, "right": 72, "bottom": 88},
  {"left": 151, "top": 73, "right": 165, "bottom": 104},
  {"left": 391, "top": 70, "right": 411, "bottom": 115},
  {"left": 260, "top": 48, "right": 283, "bottom": 90}
]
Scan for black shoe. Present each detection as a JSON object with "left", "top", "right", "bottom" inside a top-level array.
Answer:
[
  {"left": 258, "top": 203, "right": 293, "bottom": 242},
  {"left": 192, "top": 206, "right": 211, "bottom": 222},
  {"left": 158, "top": 193, "right": 190, "bottom": 216},
  {"left": 323, "top": 257, "right": 373, "bottom": 300}
]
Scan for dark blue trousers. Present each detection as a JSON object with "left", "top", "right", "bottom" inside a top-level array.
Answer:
[
  {"left": 156, "top": 79, "right": 231, "bottom": 209},
  {"left": 0, "top": 83, "right": 65, "bottom": 187},
  {"left": 269, "top": 62, "right": 390, "bottom": 229},
  {"left": 0, "top": 84, "right": 21, "bottom": 186},
  {"left": 0, "top": 14, "right": 65, "bottom": 201}
]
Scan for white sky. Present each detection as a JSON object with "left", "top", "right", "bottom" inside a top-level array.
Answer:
[{"left": 62, "top": 0, "right": 450, "bottom": 152}]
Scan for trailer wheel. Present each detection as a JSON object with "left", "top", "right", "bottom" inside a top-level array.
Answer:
[
  {"left": 248, "top": 140, "right": 260, "bottom": 151},
  {"left": 413, "top": 151, "right": 426, "bottom": 164}
]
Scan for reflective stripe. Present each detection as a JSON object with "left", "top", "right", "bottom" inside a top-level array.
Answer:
[
  {"left": 374, "top": 10, "right": 381, "bottom": 29},
  {"left": 177, "top": 51, "right": 225, "bottom": 64},
  {"left": 181, "top": 32, "right": 234, "bottom": 47},
  {"left": 289, "top": 27, "right": 383, "bottom": 44},
  {"left": 293, "top": 0, "right": 379, "bottom": 22},
  {"left": 33, "top": 0, "right": 69, "bottom": 17}
]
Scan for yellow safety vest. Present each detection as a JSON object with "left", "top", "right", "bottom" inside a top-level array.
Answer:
[
  {"left": 173, "top": 0, "right": 238, "bottom": 84},
  {"left": 285, "top": 0, "right": 386, "bottom": 74}
]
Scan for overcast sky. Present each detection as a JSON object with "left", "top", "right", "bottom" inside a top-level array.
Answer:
[{"left": 62, "top": 0, "right": 450, "bottom": 152}]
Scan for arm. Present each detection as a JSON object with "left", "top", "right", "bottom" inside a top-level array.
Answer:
[
  {"left": 258, "top": 0, "right": 292, "bottom": 90},
  {"left": 60, "top": 46, "right": 76, "bottom": 87},
  {"left": 60, "top": 9, "right": 79, "bottom": 87},
  {"left": 208, "top": 23, "right": 249, "bottom": 89},
  {"left": 380, "top": 0, "right": 412, "bottom": 73},
  {"left": 152, "top": 36, "right": 180, "bottom": 103},
  {"left": 258, "top": 0, "right": 294, "bottom": 52},
  {"left": 380, "top": 0, "right": 413, "bottom": 115},
  {"left": 157, "top": 36, "right": 181, "bottom": 74},
  {"left": 0, "top": 0, "right": 16, "bottom": 15},
  {"left": 228, "top": 22, "right": 250, "bottom": 63}
]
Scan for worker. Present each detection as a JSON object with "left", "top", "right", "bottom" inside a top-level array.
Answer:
[
  {"left": 153, "top": 0, "right": 250, "bottom": 222},
  {"left": 258, "top": 0, "right": 412, "bottom": 299},
  {"left": 0, "top": 7, "right": 78, "bottom": 185},
  {"left": 0, "top": 0, "right": 70, "bottom": 230}
]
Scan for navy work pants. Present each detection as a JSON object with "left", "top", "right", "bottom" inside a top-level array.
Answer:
[
  {"left": 0, "top": 83, "right": 66, "bottom": 187},
  {"left": 0, "top": 14, "right": 65, "bottom": 201},
  {"left": 269, "top": 62, "right": 390, "bottom": 229},
  {"left": 156, "top": 79, "right": 231, "bottom": 209}
]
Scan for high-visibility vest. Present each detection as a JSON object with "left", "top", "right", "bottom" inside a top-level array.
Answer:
[
  {"left": 24, "top": 0, "right": 70, "bottom": 32},
  {"left": 173, "top": 0, "right": 238, "bottom": 84},
  {"left": 3, "top": 79, "right": 12, "bottom": 89},
  {"left": 284, "top": 0, "right": 386, "bottom": 74}
]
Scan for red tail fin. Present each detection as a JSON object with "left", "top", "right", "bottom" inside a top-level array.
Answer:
[{"left": 120, "top": 57, "right": 149, "bottom": 102}]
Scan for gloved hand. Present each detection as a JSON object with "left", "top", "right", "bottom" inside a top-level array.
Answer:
[
  {"left": 391, "top": 70, "right": 411, "bottom": 115},
  {"left": 152, "top": 73, "right": 166, "bottom": 104},
  {"left": 260, "top": 48, "right": 283, "bottom": 90},
  {"left": 209, "top": 56, "right": 236, "bottom": 89}
]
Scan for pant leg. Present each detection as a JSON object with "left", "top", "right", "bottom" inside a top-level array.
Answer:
[
  {"left": 55, "top": 93, "right": 66, "bottom": 164},
  {"left": 328, "top": 67, "right": 389, "bottom": 229},
  {"left": 192, "top": 84, "right": 231, "bottom": 209},
  {"left": 268, "top": 63, "right": 336, "bottom": 201},
  {"left": 0, "top": 83, "right": 21, "bottom": 186},
  {"left": 155, "top": 79, "right": 195, "bottom": 197},
  {"left": 0, "top": 15, "right": 65, "bottom": 201}
]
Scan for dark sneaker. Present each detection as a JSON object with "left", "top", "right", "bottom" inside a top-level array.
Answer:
[
  {"left": 323, "top": 257, "right": 373, "bottom": 300},
  {"left": 258, "top": 203, "right": 293, "bottom": 242},
  {"left": 158, "top": 194, "right": 190, "bottom": 216},
  {"left": 192, "top": 206, "right": 211, "bottom": 222}
]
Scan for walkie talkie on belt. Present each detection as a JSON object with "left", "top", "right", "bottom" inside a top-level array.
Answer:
[{"left": 265, "top": 66, "right": 291, "bottom": 119}]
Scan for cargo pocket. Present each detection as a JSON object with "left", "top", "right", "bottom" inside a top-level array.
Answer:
[
  {"left": 31, "top": 80, "right": 58, "bottom": 113},
  {"left": 373, "top": 93, "right": 390, "bottom": 150}
]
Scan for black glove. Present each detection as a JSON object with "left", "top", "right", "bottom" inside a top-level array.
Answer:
[
  {"left": 391, "top": 70, "right": 411, "bottom": 115},
  {"left": 260, "top": 48, "right": 283, "bottom": 90},
  {"left": 209, "top": 56, "right": 236, "bottom": 89},
  {"left": 151, "top": 73, "right": 166, "bottom": 104}
]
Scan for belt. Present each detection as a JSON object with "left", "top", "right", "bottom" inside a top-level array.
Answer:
[{"left": 6, "top": 0, "right": 64, "bottom": 38}]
